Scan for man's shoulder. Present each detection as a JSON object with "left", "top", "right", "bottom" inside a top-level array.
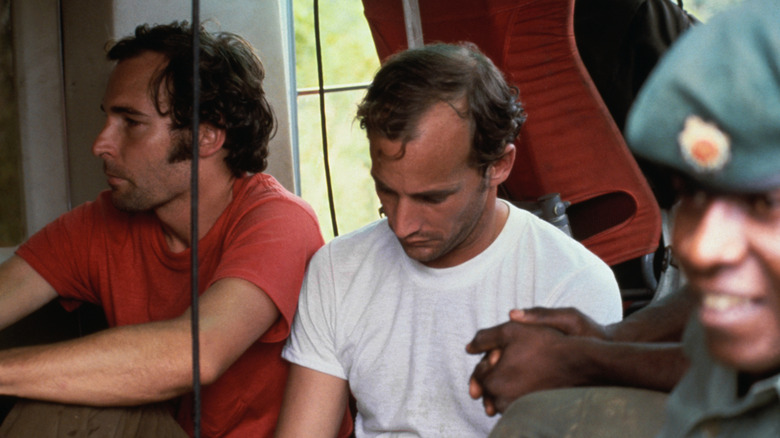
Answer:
[
  {"left": 505, "top": 203, "right": 575, "bottom": 245},
  {"left": 236, "top": 173, "right": 302, "bottom": 204},
  {"left": 506, "top": 202, "right": 609, "bottom": 267},
  {"left": 233, "top": 173, "right": 320, "bottom": 225},
  {"left": 58, "top": 190, "right": 147, "bottom": 232},
  {"left": 313, "top": 219, "right": 394, "bottom": 264}
]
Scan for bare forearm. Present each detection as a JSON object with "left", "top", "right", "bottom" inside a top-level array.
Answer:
[
  {"left": 581, "top": 339, "right": 689, "bottom": 391},
  {"left": 608, "top": 290, "right": 696, "bottom": 343},
  {"left": 0, "top": 321, "right": 195, "bottom": 406},
  {"left": 0, "top": 277, "right": 278, "bottom": 407}
]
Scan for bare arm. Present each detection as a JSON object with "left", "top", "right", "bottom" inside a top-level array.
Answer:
[
  {"left": 0, "top": 256, "right": 59, "bottom": 329},
  {"left": 0, "top": 275, "right": 279, "bottom": 405},
  {"left": 275, "top": 364, "right": 350, "bottom": 438},
  {"left": 606, "top": 289, "right": 696, "bottom": 343}
]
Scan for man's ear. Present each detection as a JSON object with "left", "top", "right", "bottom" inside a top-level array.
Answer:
[
  {"left": 198, "top": 123, "right": 226, "bottom": 157},
  {"left": 487, "top": 143, "right": 516, "bottom": 187}
]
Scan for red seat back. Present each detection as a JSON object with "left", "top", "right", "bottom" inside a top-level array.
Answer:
[{"left": 362, "top": 0, "right": 661, "bottom": 266}]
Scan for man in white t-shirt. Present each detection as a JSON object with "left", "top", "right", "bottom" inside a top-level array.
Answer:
[{"left": 275, "top": 42, "right": 623, "bottom": 438}]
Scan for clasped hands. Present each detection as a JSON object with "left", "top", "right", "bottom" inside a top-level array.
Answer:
[{"left": 465, "top": 307, "right": 610, "bottom": 416}]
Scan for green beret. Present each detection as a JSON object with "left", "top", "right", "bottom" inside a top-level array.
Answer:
[{"left": 626, "top": 0, "right": 780, "bottom": 193}]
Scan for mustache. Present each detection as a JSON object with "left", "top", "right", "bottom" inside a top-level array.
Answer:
[
  {"left": 398, "top": 232, "right": 442, "bottom": 243},
  {"left": 103, "top": 162, "right": 126, "bottom": 179}
]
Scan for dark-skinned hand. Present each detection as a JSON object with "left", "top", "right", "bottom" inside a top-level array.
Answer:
[{"left": 466, "top": 307, "right": 612, "bottom": 415}]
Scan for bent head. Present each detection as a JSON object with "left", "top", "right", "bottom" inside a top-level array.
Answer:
[
  {"left": 359, "top": 43, "right": 521, "bottom": 268},
  {"left": 357, "top": 42, "right": 525, "bottom": 173},
  {"left": 627, "top": 0, "right": 780, "bottom": 377}
]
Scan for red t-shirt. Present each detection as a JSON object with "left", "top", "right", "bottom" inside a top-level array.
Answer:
[{"left": 16, "top": 173, "right": 324, "bottom": 437}]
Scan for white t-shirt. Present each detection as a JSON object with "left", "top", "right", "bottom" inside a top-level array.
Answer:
[{"left": 283, "top": 202, "right": 622, "bottom": 437}]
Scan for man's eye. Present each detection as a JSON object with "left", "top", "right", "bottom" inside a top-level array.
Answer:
[
  {"left": 125, "top": 118, "right": 141, "bottom": 127},
  {"left": 748, "top": 194, "right": 780, "bottom": 217},
  {"left": 679, "top": 189, "right": 711, "bottom": 209},
  {"left": 421, "top": 195, "right": 447, "bottom": 204},
  {"left": 375, "top": 187, "right": 390, "bottom": 196}
]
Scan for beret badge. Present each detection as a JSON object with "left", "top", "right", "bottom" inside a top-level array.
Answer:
[{"left": 678, "top": 115, "right": 731, "bottom": 173}]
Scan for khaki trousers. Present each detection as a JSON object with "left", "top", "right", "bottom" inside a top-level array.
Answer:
[{"left": 0, "top": 399, "right": 189, "bottom": 438}]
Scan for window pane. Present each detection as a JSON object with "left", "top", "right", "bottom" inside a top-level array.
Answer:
[
  {"left": 298, "top": 91, "right": 379, "bottom": 240},
  {"left": 294, "top": 0, "right": 379, "bottom": 89},
  {"left": 294, "top": 0, "right": 381, "bottom": 240}
]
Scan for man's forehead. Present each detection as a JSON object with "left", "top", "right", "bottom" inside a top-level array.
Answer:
[
  {"left": 106, "top": 52, "right": 171, "bottom": 112},
  {"left": 371, "top": 101, "right": 471, "bottom": 152},
  {"left": 674, "top": 171, "right": 780, "bottom": 198},
  {"left": 112, "top": 51, "right": 167, "bottom": 79}
]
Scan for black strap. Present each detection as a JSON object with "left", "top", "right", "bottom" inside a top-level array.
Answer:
[
  {"left": 313, "top": 0, "right": 339, "bottom": 237},
  {"left": 190, "top": 1, "right": 202, "bottom": 437}
]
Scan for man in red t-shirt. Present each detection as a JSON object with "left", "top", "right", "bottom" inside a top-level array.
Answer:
[{"left": 0, "top": 22, "right": 342, "bottom": 437}]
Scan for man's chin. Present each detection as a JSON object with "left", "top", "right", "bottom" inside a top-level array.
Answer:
[
  {"left": 110, "top": 192, "right": 151, "bottom": 213},
  {"left": 402, "top": 245, "right": 440, "bottom": 264}
]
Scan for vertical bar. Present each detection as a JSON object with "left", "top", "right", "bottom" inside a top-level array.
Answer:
[
  {"left": 285, "top": 0, "right": 302, "bottom": 196},
  {"left": 190, "top": 2, "right": 202, "bottom": 437},
  {"left": 402, "top": 0, "right": 423, "bottom": 48}
]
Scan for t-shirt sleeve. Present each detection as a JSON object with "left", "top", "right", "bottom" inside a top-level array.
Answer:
[
  {"left": 530, "top": 221, "right": 624, "bottom": 325},
  {"left": 281, "top": 245, "right": 348, "bottom": 380},
  {"left": 544, "top": 258, "right": 624, "bottom": 325},
  {"left": 15, "top": 199, "right": 103, "bottom": 309},
  {"left": 209, "top": 195, "right": 325, "bottom": 344}
]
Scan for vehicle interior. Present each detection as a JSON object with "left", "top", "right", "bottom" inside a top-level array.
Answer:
[{"left": 0, "top": 0, "right": 743, "bottom": 431}]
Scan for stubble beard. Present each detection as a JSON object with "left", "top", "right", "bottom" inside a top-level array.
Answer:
[
  {"left": 404, "top": 174, "right": 491, "bottom": 266},
  {"left": 110, "top": 133, "right": 191, "bottom": 213}
]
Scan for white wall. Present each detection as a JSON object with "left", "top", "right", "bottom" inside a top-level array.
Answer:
[
  {"left": 12, "top": 0, "right": 70, "bottom": 240},
  {"left": 2, "top": 0, "right": 295, "bottom": 263},
  {"left": 62, "top": 0, "right": 296, "bottom": 208}
]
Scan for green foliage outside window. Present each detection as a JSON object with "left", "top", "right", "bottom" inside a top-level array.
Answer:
[{"left": 293, "top": 0, "right": 381, "bottom": 241}]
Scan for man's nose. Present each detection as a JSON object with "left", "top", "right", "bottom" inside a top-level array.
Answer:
[
  {"left": 676, "top": 199, "right": 747, "bottom": 272},
  {"left": 91, "top": 121, "right": 115, "bottom": 158},
  {"left": 389, "top": 198, "right": 422, "bottom": 238}
]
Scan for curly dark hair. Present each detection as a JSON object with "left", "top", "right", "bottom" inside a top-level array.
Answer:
[
  {"left": 356, "top": 42, "right": 525, "bottom": 172},
  {"left": 107, "top": 21, "right": 275, "bottom": 176}
]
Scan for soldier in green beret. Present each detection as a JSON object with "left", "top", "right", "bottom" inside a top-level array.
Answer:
[
  {"left": 626, "top": 0, "right": 780, "bottom": 435},
  {"left": 486, "top": 0, "right": 780, "bottom": 436}
]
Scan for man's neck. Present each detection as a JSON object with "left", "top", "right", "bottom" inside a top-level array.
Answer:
[
  {"left": 158, "top": 174, "right": 236, "bottom": 253},
  {"left": 424, "top": 196, "right": 509, "bottom": 269}
]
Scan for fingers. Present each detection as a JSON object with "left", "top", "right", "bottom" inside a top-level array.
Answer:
[
  {"left": 469, "top": 355, "right": 490, "bottom": 397},
  {"left": 466, "top": 325, "right": 508, "bottom": 354},
  {"left": 488, "top": 348, "right": 501, "bottom": 366},
  {"left": 472, "top": 374, "right": 498, "bottom": 416},
  {"left": 509, "top": 306, "right": 601, "bottom": 337},
  {"left": 469, "top": 376, "right": 483, "bottom": 399},
  {"left": 509, "top": 307, "right": 568, "bottom": 323},
  {"left": 469, "top": 348, "right": 503, "bottom": 416},
  {"left": 508, "top": 308, "right": 525, "bottom": 321},
  {"left": 472, "top": 379, "right": 497, "bottom": 416},
  {"left": 469, "top": 348, "right": 501, "bottom": 396},
  {"left": 483, "top": 398, "right": 497, "bottom": 416},
  {"left": 477, "top": 348, "right": 511, "bottom": 416},
  {"left": 482, "top": 352, "right": 501, "bottom": 417}
]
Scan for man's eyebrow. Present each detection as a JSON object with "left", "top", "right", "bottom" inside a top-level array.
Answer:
[
  {"left": 372, "top": 173, "right": 459, "bottom": 198},
  {"left": 371, "top": 174, "right": 393, "bottom": 191},
  {"left": 100, "top": 104, "right": 149, "bottom": 117},
  {"left": 411, "top": 187, "right": 459, "bottom": 200}
]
